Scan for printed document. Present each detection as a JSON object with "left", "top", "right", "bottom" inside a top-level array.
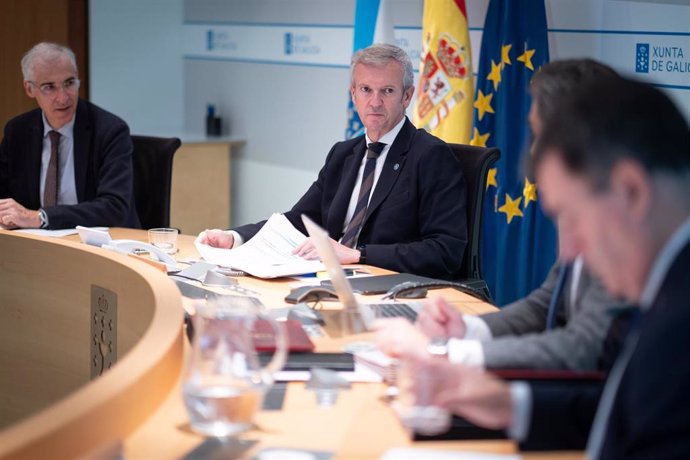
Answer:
[{"left": 195, "top": 213, "right": 324, "bottom": 278}]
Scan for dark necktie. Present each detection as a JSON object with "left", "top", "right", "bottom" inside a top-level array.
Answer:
[
  {"left": 43, "top": 130, "right": 61, "bottom": 208},
  {"left": 545, "top": 263, "right": 571, "bottom": 330},
  {"left": 341, "top": 141, "right": 386, "bottom": 248}
]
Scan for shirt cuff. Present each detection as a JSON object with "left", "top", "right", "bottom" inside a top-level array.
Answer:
[
  {"left": 447, "top": 339, "right": 486, "bottom": 367},
  {"left": 462, "top": 314, "right": 493, "bottom": 341},
  {"left": 228, "top": 230, "right": 244, "bottom": 248},
  {"left": 507, "top": 381, "right": 533, "bottom": 442}
]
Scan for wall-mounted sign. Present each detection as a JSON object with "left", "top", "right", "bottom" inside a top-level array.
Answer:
[{"left": 184, "top": 22, "right": 422, "bottom": 71}]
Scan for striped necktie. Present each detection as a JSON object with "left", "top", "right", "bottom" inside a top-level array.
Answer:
[
  {"left": 341, "top": 142, "right": 386, "bottom": 248},
  {"left": 43, "top": 130, "right": 61, "bottom": 208}
]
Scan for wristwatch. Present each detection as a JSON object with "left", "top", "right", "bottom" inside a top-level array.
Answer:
[
  {"left": 427, "top": 338, "right": 449, "bottom": 359},
  {"left": 38, "top": 209, "right": 49, "bottom": 229},
  {"left": 357, "top": 244, "right": 367, "bottom": 264}
]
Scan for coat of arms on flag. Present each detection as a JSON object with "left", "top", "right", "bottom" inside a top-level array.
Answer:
[
  {"left": 417, "top": 34, "right": 470, "bottom": 125},
  {"left": 413, "top": 0, "right": 473, "bottom": 144}
]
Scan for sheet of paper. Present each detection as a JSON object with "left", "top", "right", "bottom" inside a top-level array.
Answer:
[
  {"left": 380, "top": 449, "right": 521, "bottom": 460},
  {"left": 195, "top": 213, "right": 324, "bottom": 278},
  {"left": 14, "top": 228, "right": 79, "bottom": 237}
]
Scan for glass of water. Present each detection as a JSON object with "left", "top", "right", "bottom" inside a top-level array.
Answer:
[
  {"left": 148, "top": 227, "right": 179, "bottom": 254},
  {"left": 392, "top": 358, "right": 451, "bottom": 436},
  {"left": 182, "top": 297, "right": 286, "bottom": 437}
]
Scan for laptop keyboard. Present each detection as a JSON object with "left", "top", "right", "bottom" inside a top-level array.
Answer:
[{"left": 367, "top": 303, "right": 418, "bottom": 322}]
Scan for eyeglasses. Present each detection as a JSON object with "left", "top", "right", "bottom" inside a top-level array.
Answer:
[{"left": 29, "top": 78, "right": 80, "bottom": 97}]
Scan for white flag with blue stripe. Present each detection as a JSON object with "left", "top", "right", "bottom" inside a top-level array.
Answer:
[{"left": 346, "top": 0, "right": 394, "bottom": 139}]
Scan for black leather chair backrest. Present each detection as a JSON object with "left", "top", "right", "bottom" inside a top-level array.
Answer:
[
  {"left": 131, "top": 135, "right": 181, "bottom": 229},
  {"left": 448, "top": 143, "right": 501, "bottom": 300}
]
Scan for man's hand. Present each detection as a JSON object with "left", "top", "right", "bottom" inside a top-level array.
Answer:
[
  {"left": 416, "top": 297, "right": 468, "bottom": 339},
  {"left": 0, "top": 199, "right": 40, "bottom": 229},
  {"left": 417, "top": 359, "right": 514, "bottom": 430},
  {"left": 197, "top": 229, "right": 234, "bottom": 248},
  {"left": 372, "top": 318, "right": 431, "bottom": 361},
  {"left": 293, "top": 237, "right": 361, "bottom": 264}
]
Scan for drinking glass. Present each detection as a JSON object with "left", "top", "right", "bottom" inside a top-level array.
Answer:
[
  {"left": 392, "top": 358, "right": 451, "bottom": 436},
  {"left": 148, "top": 227, "right": 179, "bottom": 254},
  {"left": 182, "top": 297, "right": 286, "bottom": 437}
]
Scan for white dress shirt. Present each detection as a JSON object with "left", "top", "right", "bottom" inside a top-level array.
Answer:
[
  {"left": 39, "top": 113, "right": 77, "bottom": 207},
  {"left": 339, "top": 116, "right": 406, "bottom": 240}
]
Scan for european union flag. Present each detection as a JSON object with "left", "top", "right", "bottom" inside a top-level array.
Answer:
[{"left": 472, "top": 0, "right": 557, "bottom": 305}]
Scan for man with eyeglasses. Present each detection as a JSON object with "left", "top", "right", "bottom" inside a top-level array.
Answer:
[{"left": 0, "top": 42, "right": 139, "bottom": 230}]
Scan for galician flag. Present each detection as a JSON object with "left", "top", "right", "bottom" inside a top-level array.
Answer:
[{"left": 346, "top": 0, "right": 394, "bottom": 139}]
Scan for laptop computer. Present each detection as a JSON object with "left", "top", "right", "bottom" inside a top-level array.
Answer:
[{"left": 301, "top": 215, "right": 422, "bottom": 332}]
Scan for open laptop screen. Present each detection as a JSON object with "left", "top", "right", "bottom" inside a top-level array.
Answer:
[{"left": 301, "top": 215, "right": 375, "bottom": 329}]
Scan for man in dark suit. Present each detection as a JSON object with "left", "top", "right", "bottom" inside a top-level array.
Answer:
[
  {"left": 0, "top": 42, "right": 139, "bottom": 230},
  {"left": 406, "top": 77, "right": 690, "bottom": 458},
  {"left": 199, "top": 44, "right": 466, "bottom": 279}
]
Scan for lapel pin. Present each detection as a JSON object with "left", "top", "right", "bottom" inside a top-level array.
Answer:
[{"left": 393, "top": 163, "right": 400, "bottom": 171}]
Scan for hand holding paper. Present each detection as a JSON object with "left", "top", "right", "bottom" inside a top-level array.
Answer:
[{"left": 195, "top": 214, "right": 324, "bottom": 278}]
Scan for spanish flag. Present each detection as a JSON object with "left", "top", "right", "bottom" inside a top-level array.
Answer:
[{"left": 413, "top": 0, "right": 473, "bottom": 143}]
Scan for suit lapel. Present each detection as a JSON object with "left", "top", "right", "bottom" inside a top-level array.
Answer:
[
  {"left": 364, "top": 119, "right": 413, "bottom": 224},
  {"left": 326, "top": 138, "right": 367, "bottom": 237},
  {"left": 27, "top": 112, "right": 44, "bottom": 207},
  {"left": 72, "top": 100, "right": 90, "bottom": 201}
]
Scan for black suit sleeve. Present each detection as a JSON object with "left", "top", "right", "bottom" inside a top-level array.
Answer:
[
  {"left": 0, "top": 130, "right": 9, "bottom": 199},
  {"left": 520, "top": 379, "right": 602, "bottom": 451}
]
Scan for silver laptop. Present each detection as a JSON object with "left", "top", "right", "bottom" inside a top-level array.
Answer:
[{"left": 301, "top": 215, "right": 421, "bottom": 332}]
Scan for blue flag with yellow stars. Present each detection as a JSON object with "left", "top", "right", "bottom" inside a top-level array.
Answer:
[{"left": 471, "top": 0, "right": 557, "bottom": 305}]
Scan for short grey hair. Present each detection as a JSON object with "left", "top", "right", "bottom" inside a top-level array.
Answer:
[
  {"left": 351, "top": 43, "right": 414, "bottom": 90},
  {"left": 21, "top": 42, "right": 77, "bottom": 81}
]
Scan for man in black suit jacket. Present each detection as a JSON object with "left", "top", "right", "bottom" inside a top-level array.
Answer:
[
  {"left": 404, "top": 76, "right": 690, "bottom": 458},
  {"left": 200, "top": 44, "right": 466, "bottom": 279},
  {"left": 0, "top": 42, "right": 139, "bottom": 230}
]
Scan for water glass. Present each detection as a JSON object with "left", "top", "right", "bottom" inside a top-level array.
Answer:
[
  {"left": 182, "top": 297, "right": 286, "bottom": 437},
  {"left": 148, "top": 227, "right": 179, "bottom": 254},
  {"left": 393, "top": 359, "right": 451, "bottom": 436}
]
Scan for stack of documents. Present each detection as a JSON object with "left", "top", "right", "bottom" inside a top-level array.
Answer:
[{"left": 196, "top": 214, "right": 324, "bottom": 278}]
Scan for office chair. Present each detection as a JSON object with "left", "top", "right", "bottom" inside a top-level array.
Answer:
[
  {"left": 131, "top": 135, "right": 181, "bottom": 229},
  {"left": 449, "top": 143, "right": 501, "bottom": 302}
]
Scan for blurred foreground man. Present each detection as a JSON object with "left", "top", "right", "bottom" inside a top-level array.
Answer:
[
  {"left": 407, "top": 77, "right": 690, "bottom": 459},
  {"left": 375, "top": 59, "right": 628, "bottom": 371},
  {"left": 0, "top": 42, "right": 139, "bottom": 230}
]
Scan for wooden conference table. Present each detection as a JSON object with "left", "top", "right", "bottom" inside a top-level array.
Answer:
[{"left": 0, "top": 228, "right": 583, "bottom": 459}]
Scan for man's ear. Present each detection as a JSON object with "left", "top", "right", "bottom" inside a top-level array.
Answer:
[
  {"left": 24, "top": 81, "right": 36, "bottom": 99},
  {"left": 402, "top": 86, "right": 414, "bottom": 107},
  {"left": 610, "top": 159, "right": 652, "bottom": 222}
]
